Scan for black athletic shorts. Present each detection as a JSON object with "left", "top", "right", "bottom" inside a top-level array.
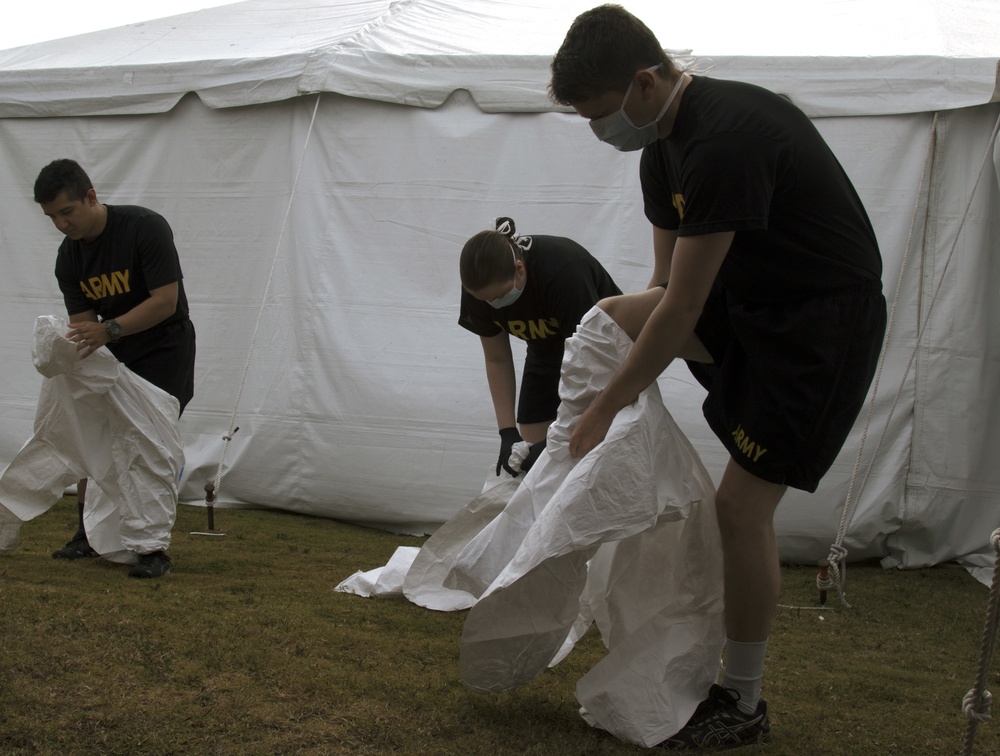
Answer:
[
  {"left": 109, "top": 318, "right": 197, "bottom": 416},
  {"left": 516, "top": 346, "right": 563, "bottom": 425},
  {"left": 686, "top": 280, "right": 886, "bottom": 492}
]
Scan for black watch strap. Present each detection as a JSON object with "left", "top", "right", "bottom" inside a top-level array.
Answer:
[{"left": 105, "top": 319, "right": 122, "bottom": 343}]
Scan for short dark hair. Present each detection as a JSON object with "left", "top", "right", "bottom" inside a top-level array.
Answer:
[
  {"left": 33, "top": 159, "right": 93, "bottom": 204},
  {"left": 549, "top": 4, "right": 673, "bottom": 106},
  {"left": 460, "top": 217, "right": 521, "bottom": 292}
]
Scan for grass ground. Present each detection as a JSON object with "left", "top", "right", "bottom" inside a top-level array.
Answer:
[{"left": 1, "top": 496, "right": 998, "bottom": 755}]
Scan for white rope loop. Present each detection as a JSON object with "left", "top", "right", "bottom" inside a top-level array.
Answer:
[
  {"left": 963, "top": 688, "right": 993, "bottom": 724},
  {"left": 815, "top": 571, "right": 834, "bottom": 593}
]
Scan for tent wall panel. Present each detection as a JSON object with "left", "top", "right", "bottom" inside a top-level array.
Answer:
[{"left": 1, "top": 0, "right": 999, "bottom": 570}]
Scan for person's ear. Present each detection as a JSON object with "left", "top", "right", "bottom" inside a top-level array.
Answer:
[{"left": 635, "top": 69, "right": 659, "bottom": 99}]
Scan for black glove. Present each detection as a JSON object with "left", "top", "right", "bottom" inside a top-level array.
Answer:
[
  {"left": 520, "top": 439, "right": 546, "bottom": 473},
  {"left": 497, "top": 427, "right": 523, "bottom": 476}
]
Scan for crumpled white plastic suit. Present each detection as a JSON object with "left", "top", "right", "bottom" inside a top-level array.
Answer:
[
  {"left": 336, "top": 307, "right": 725, "bottom": 747},
  {"left": 0, "top": 316, "right": 183, "bottom": 562}
]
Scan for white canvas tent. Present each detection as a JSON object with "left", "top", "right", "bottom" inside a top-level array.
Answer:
[{"left": 0, "top": 0, "right": 998, "bottom": 575}]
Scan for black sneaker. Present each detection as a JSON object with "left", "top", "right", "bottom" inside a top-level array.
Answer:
[
  {"left": 660, "top": 685, "right": 771, "bottom": 751},
  {"left": 128, "top": 551, "right": 171, "bottom": 579},
  {"left": 51, "top": 529, "right": 97, "bottom": 559}
]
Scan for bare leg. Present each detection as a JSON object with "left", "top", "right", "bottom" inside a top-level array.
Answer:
[
  {"left": 597, "top": 289, "right": 713, "bottom": 363},
  {"left": 704, "top": 460, "right": 785, "bottom": 717},
  {"left": 518, "top": 421, "right": 551, "bottom": 445},
  {"left": 52, "top": 478, "right": 94, "bottom": 558},
  {"left": 715, "top": 459, "right": 785, "bottom": 641},
  {"left": 76, "top": 477, "right": 87, "bottom": 530}
]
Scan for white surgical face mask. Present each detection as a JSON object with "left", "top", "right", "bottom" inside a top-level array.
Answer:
[
  {"left": 590, "top": 66, "right": 687, "bottom": 152},
  {"left": 487, "top": 248, "right": 524, "bottom": 308},
  {"left": 488, "top": 283, "right": 523, "bottom": 309}
]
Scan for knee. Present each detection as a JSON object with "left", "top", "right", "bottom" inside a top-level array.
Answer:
[
  {"left": 596, "top": 294, "right": 622, "bottom": 314},
  {"left": 597, "top": 294, "right": 645, "bottom": 340}
]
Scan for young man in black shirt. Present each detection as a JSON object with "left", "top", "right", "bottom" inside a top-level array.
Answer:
[
  {"left": 549, "top": 5, "right": 886, "bottom": 750},
  {"left": 34, "top": 159, "right": 196, "bottom": 579}
]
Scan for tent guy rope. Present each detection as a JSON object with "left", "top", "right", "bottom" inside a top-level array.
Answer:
[
  {"left": 201, "top": 92, "right": 324, "bottom": 523},
  {"left": 822, "top": 110, "right": 1000, "bottom": 609},
  {"left": 962, "top": 527, "right": 1000, "bottom": 755},
  {"left": 819, "top": 113, "right": 938, "bottom": 608}
]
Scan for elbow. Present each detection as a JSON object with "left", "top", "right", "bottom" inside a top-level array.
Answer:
[
  {"left": 160, "top": 301, "right": 179, "bottom": 323},
  {"left": 152, "top": 295, "right": 179, "bottom": 325},
  {"left": 664, "top": 299, "right": 705, "bottom": 333}
]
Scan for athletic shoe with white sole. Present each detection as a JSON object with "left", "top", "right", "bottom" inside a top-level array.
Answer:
[{"left": 660, "top": 684, "right": 771, "bottom": 751}]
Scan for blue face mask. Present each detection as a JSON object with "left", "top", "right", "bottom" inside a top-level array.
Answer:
[
  {"left": 590, "top": 66, "right": 687, "bottom": 152},
  {"left": 487, "top": 248, "right": 524, "bottom": 309}
]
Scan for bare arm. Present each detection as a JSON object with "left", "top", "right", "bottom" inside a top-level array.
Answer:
[
  {"left": 480, "top": 333, "right": 518, "bottom": 430},
  {"left": 68, "top": 311, "right": 99, "bottom": 325},
  {"left": 569, "top": 231, "right": 734, "bottom": 458},
  {"left": 66, "top": 282, "right": 179, "bottom": 358},
  {"left": 648, "top": 226, "right": 678, "bottom": 289}
]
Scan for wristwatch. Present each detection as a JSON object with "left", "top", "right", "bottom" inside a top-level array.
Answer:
[{"left": 105, "top": 319, "right": 122, "bottom": 343}]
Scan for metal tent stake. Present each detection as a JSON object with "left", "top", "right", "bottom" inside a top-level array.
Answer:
[
  {"left": 190, "top": 481, "right": 226, "bottom": 537},
  {"left": 816, "top": 559, "right": 830, "bottom": 605}
]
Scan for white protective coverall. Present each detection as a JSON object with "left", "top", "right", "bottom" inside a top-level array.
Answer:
[
  {"left": 336, "top": 306, "right": 726, "bottom": 747},
  {"left": 0, "top": 315, "right": 183, "bottom": 562}
]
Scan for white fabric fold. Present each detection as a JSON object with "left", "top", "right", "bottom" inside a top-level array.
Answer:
[
  {"left": 449, "top": 307, "right": 725, "bottom": 746},
  {"left": 0, "top": 315, "right": 183, "bottom": 561},
  {"left": 336, "top": 306, "right": 725, "bottom": 747}
]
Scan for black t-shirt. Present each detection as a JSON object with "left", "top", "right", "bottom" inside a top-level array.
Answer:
[
  {"left": 640, "top": 76, "right": 882, "bottom": 304},
  {"left": 458, "top": 235, "right": 621, "bottom": 360},
  {"left": 56, "top": 205, "right": 188, "bottom": 364},
  {"left": 55, "top": 204, "right": 189, "bottom": 326}
]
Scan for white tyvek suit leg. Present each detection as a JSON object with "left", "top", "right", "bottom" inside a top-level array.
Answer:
[
  {"left": 105, "top": 376, "right": 181, "bottom": 554},
  {"left": 0, "top": 316, "right": 183, "bottom": 561},
  {"left": 0, "top": 420, "right": 85, "bottom": 550}
]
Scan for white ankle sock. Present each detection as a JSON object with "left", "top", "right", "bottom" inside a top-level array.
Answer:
[{"left": 721, "top": 638, "right": 768, "bottom": 714}]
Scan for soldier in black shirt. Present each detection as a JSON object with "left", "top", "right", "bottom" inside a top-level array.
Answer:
[
  {"left": 34, "top": 159, "right": 196, "bottom": 579},
  {"left": 550, "top": 5, "right": 886, "bottom": 750},
  {"left": 459, "top": 217, "right": 620, "bottom": 477}
]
